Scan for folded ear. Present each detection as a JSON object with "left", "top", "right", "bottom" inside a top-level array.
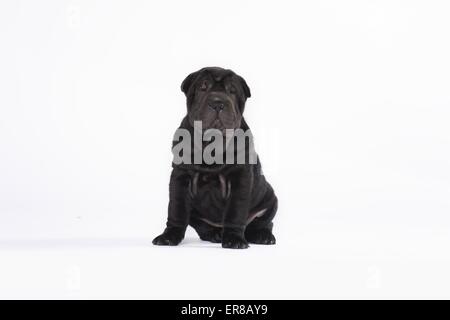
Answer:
[
  {"left": 238, "top": 75, "right": 251, "bottom": 98},
  {"left": 181, "top": 70, "right": 201, "bottom": 96}
]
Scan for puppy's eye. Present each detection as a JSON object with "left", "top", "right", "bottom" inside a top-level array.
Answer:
[
  {"left": 200, "top": 81, "right": 209, "bottom": 91},
  {"left": 229, "top": 85, "right": 236, "bottom": 94}
]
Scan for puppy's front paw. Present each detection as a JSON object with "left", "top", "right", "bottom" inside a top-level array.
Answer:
[
  {"left": 152, "top": 230, "right": 183, "bottom": 246},
  {"left": 222, "top": 233, "right": 249, "bottom": 249}
]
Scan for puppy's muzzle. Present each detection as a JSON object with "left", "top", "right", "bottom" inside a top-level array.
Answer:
[{"left": 207, "top": 96, "right": 225, "bottom": 111}]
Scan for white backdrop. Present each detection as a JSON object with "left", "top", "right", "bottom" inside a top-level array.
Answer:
[{"left": 1, "top": 0, "right": 450, "bottom": 299}]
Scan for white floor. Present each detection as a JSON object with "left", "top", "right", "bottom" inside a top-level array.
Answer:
[{"left": 1, "top": 223, "right": 449, "bottom": 299}]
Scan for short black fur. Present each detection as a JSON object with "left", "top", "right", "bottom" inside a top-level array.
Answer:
[{"left": 153, "top": 67, "right": 277, "bottom": 249}]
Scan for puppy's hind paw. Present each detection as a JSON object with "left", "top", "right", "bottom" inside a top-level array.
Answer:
[{"left": 245, "top": 229, "right": 276, "bottom": 245}]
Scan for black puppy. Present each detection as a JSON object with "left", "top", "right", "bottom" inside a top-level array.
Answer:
[{"left": 153, "top": 67, "right": 277, "bottom": 249}]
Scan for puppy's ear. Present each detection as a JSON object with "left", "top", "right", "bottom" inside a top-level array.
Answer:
[
  {"left": 181, "top": 70, "right": 201, "bottom": 96},
  {"left": 238, "top": 76, "right": 251, "bottom": 98}
]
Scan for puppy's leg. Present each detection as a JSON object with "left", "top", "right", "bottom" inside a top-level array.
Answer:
[
  {"left": 221, "top": 167, "right": 253, "bottom": 249},
  {"left": 153, "top": 168, "right": 191, "bottom": 246},
  {"left": 245, "top": 196, "right": 277, "bottom": 245},
  {"left": 190, "top": 216, "right": 222, "bottom": 243}
]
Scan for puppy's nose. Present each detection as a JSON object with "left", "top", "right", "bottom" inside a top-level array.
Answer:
[{"left": 207, "top": 97, "right": 225, "bottom": 111}]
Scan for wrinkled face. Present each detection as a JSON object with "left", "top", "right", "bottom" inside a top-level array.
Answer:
[{"left": 181, "top": 67, "right": 251, "bottom": 131}]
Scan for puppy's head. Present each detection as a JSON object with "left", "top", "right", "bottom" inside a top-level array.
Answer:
[{"left": 181, "top": 67, "right": 251, "bottom": 130}]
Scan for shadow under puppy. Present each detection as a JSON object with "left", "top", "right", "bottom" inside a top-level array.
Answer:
[{"left": 153, "top": 67, "right": 278, "bottom": 249}]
